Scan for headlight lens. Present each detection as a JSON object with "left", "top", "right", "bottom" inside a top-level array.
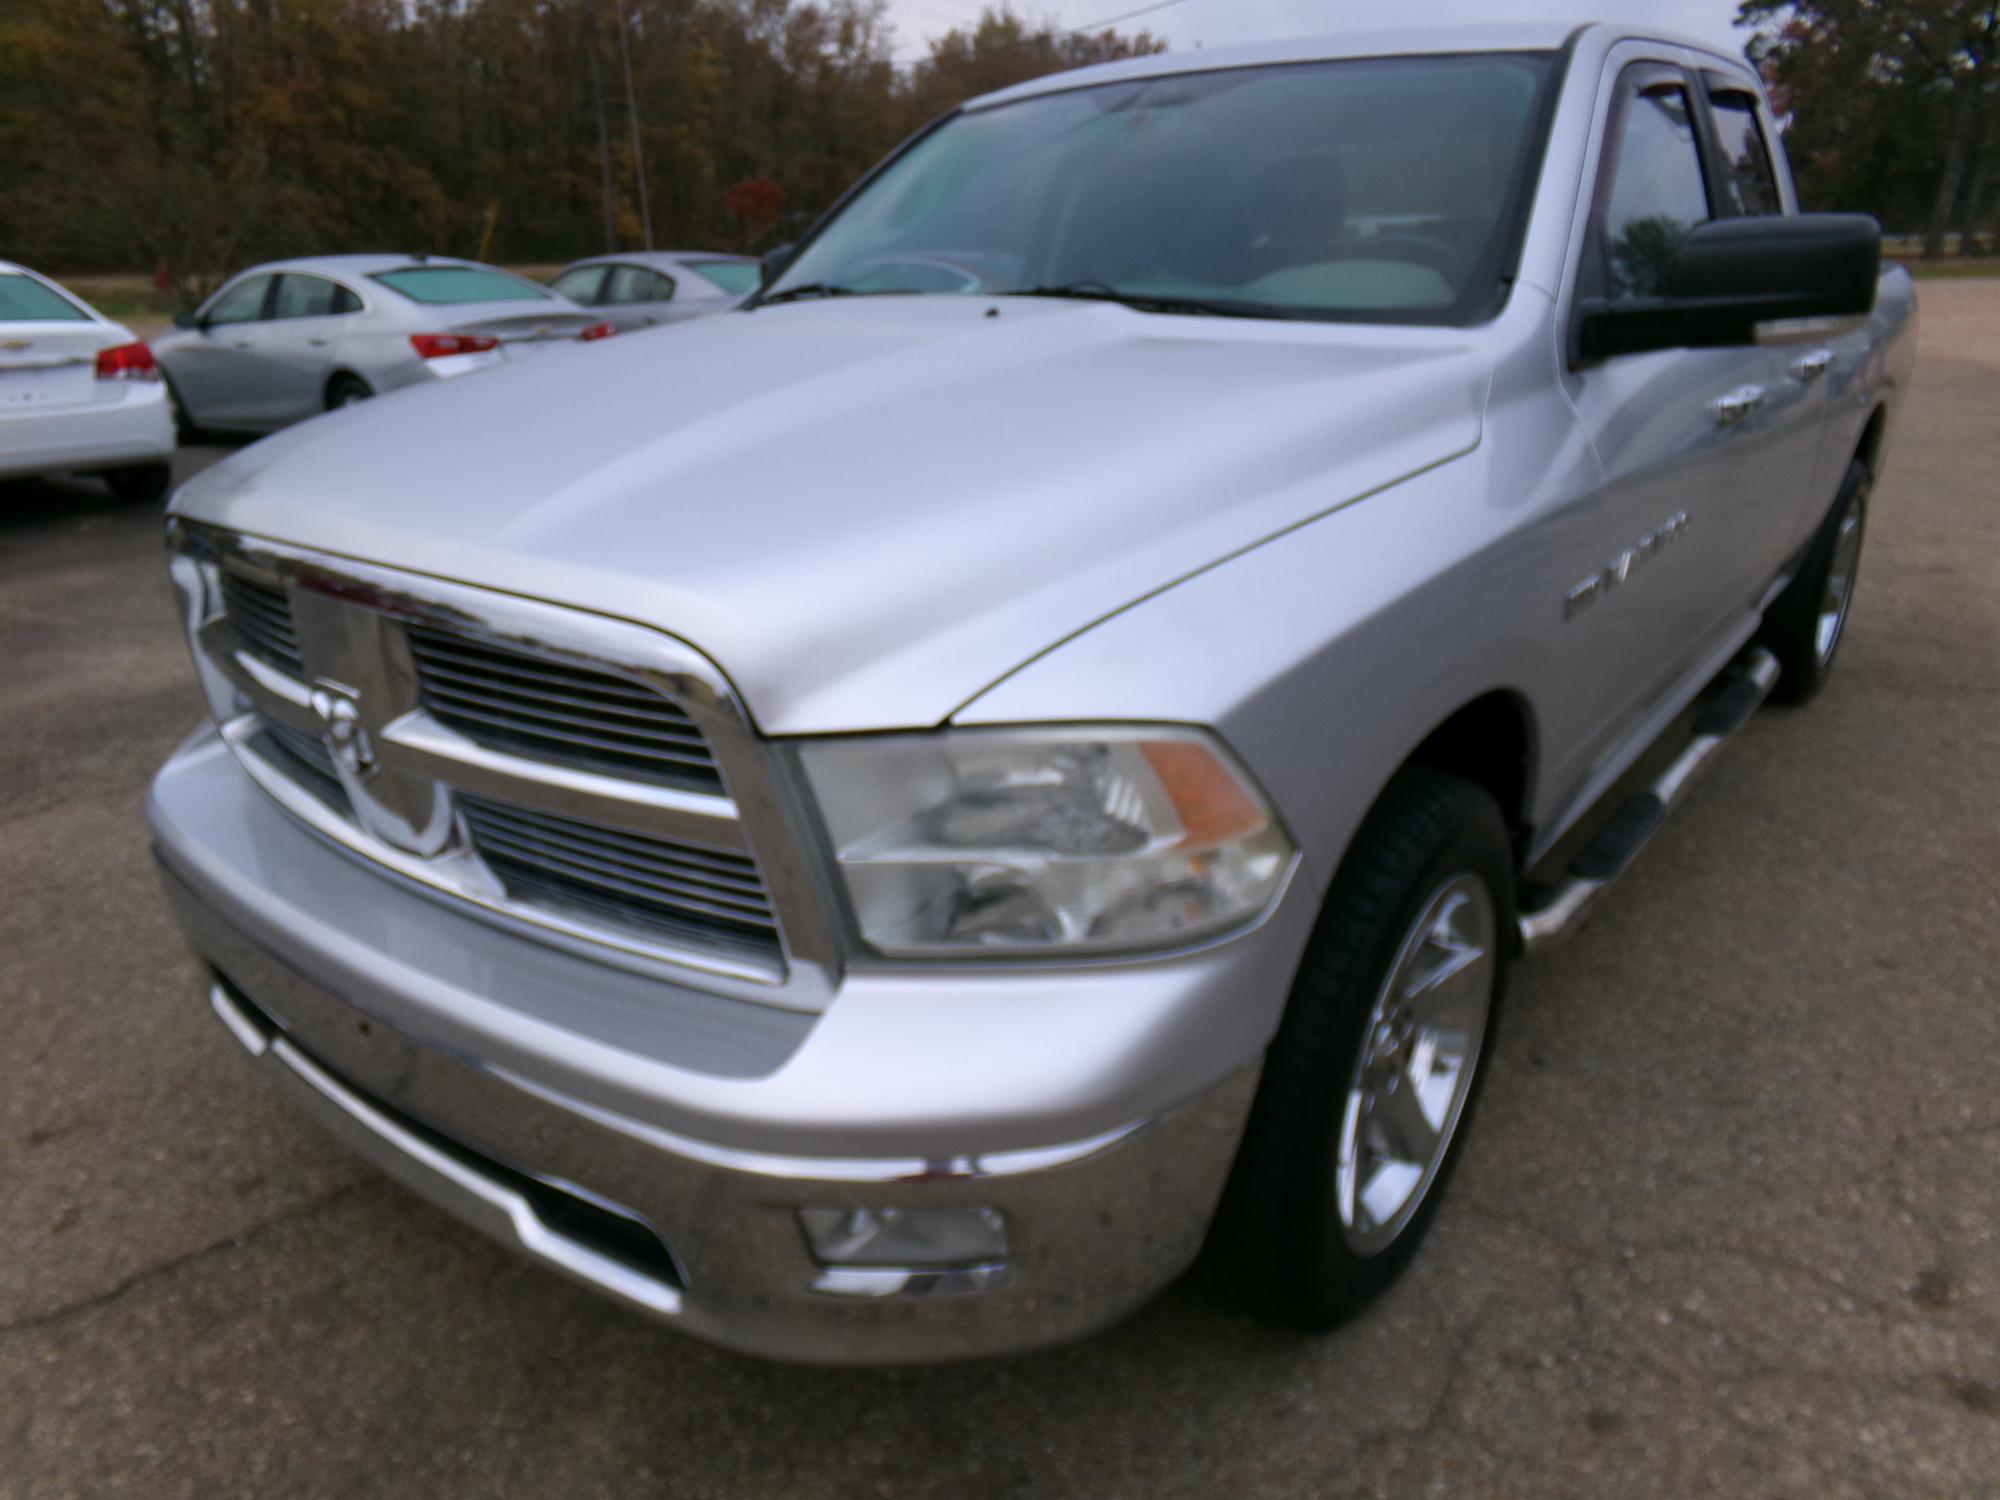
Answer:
[{"left": 797, "top": 728, "right": 1294, "bottom": 956}]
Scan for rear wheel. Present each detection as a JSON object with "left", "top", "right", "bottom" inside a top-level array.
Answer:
[
  {"left": 326, "top": 373, "right": 373, "bottom": 410},
  {"left": 1761, "top": 458, "right": 1869, "bottom": 705},
  {"left": 1212, "top": 767, "right": 1513, "bottom": 1327},
  {"left": 103, "top": 462, "right": 172, "bottom": 503}
]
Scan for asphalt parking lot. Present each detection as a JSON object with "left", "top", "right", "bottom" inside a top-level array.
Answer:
[{"left": 3, "top": 283, "right": 1997, "bottom": 1499}]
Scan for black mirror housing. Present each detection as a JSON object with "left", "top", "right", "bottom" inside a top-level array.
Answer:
[
  {"left": 1577, "top": 213, "right": 1881, "bottom": 361},
  {"left": 172, "top": 310, "right": 201, "bottom": 331}
]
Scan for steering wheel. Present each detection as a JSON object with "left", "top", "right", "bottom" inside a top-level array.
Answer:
[{"left": 1344, "top": 232, "right": 1468, "bottom": 279}]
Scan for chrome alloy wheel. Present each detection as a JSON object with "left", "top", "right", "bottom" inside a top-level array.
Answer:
[
  {"left": 1335, "top": 874, "right": 1497, "bottom": 1257},
  {"left": 1816, "top": 498, "right": 1865, "bottom": 667}
]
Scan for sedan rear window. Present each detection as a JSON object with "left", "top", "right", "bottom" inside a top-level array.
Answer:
[
  {"left": 0, "top": 273, "right": 89, "bottom": 322},
  {"left": 372, "top": 267, "right": 552, "bottom": 305},
  {"left": 688, "top": 261, "right": 760, "bottom": 296}
]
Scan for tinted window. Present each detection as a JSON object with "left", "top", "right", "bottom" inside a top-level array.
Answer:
[
  {"left": 768, "top": 54, "right": 1558, "bottom": 325},
  {"left": 271, "top": 274, "right": 357, "bottom": 319},
  {"left": 550, "top": 266, "right": 606, "bottom": 305},
  {"left": 603, "top": 265, "right": 673, "bottom": 304},
  {"left": 0, "top": 273, "right": 89, "bottom": 322},
  {"left": 688, "top": 261, "right": 760, "bottom": 296},
  {"left": 1601, "top": 84, "right": 1711, "bottom": 299},
  {"left": 206, "top": 276, "right": 275, "bottom": 325},
  {"left": 373, "top": 266, "right": 551, "bottom": 305},
  {"left": 1708, "top": 91, "right": 1781, "bottom": 216}
]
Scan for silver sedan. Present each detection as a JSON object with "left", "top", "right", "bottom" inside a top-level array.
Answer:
[
  {"left": 547, "top": 252, "right": 760, "bottom": 333},
  {"left": 151, "top": 255, "right": 613, "bottom": 436}
]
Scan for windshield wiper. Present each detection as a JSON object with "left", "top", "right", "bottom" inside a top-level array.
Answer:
[
  {"left": 999, "top": 283, "right": 1286, "bottom": 320},
  {"left": 755, "top": 284, "right": 923, "bottom": 307}
]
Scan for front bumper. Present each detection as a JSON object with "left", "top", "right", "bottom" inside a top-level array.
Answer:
[{"left": 150, "top": 728, "right": 1311, "bottom": 1363}]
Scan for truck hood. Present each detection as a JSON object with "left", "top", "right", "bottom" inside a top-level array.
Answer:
[{"left": 173, "top": 297, "right": 1487, "bottom": 733}]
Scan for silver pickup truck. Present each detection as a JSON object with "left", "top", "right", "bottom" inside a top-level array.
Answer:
[{"left": 149, "top": 22, "right": 1918, "bottom": 1364}]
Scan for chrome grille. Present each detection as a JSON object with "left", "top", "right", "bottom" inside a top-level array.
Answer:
[
  {"left": 459, "top": 795, "right": 779, "bottom": 958},
  {"left": 256, "top": 715, "right": 348, "bottom": 810},
  {"left": 407, "top": 627, "right": 724, "bottom": 793},
  {"left": 219, "top": 571, "right": 303, "bottom": 678}
]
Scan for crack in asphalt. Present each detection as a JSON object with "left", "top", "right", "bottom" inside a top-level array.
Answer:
[{"left": 0, "top": 1181, "right": 369, "bottom": 1341}]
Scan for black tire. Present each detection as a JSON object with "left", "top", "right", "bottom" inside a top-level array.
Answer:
[
  {"left": 162, "top": 373, "right": 198, "bottom": 443},
  {"left": 1760, "top": 458, "right": 1869, "bottom": 706},
  {"left": 325, "top": 373, "right": 373, "bottom": 410},
  {"left": 103, "top": 462, "right": 172, "bottom": 504},
  {"left": 1211, "top": 766, "right": 1514, "bottom": 1329}
]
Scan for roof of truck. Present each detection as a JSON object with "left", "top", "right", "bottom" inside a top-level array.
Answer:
[{"left": 965, "top": 22, "right": 1746, "bottom": 112}]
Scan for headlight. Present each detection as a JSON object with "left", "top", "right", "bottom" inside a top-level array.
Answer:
[{"left": 796, "top": 728, "right": 1294, "bottom": 956}]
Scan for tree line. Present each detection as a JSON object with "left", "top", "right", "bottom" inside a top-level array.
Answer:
[
  {"left": 1, "top": 0, "right": 1991, "bottom": 302},
  {"left": 0, "top": 1, "right": 1162, "bottom": 300}
]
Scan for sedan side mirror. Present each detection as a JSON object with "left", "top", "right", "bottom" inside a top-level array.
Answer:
[
  {"left": 759, "top": 244, "right": 798, "bottom": 286},
  {"left": 172, "top": 311, "right": 202, "bottom": 331},
  {"left": 1576, "top": 213, "right": 1881, "bottom": 361}
]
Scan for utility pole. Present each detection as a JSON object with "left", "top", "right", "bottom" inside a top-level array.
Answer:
[
  {"left": 616, "top": 0, "right": 654, "bottom": 251},
  {"left": 583, "top": 0, "right": 616, "bottom": 252}
]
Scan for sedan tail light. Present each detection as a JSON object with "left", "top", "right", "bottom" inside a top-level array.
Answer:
[
  {"left": 410, "top": 332, "right": 499, "bottom": 359},
  {"left": 578, "top": 322, "right": 617, "bottom": 342},
  {"left": 95, "top": 341, "right": 159, "bottom": 381}
]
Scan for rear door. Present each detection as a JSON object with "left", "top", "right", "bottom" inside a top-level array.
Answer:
[
  {"left": 599, "top": 263, "right": 680, "bottom": 330},
  {"left": 258, "top": 273, "right": 364, "bottom": 421},
  {"left": 169, "top": 274, "right": 283, "bottom": 427},
  {"left": 1549, "top": 59, "right": 1817, "bottom": 795}
]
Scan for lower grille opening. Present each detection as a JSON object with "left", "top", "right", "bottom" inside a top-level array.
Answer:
[
  {"left": 214, "top": 973, "right": 684, "bottom": 1289},
  {"left": 254, "top": 716, "right": 350, "bottom": 812}
]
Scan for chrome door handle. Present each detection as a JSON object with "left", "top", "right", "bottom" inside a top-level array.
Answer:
[
  {"left": 1711, "top": 384, "right": 1766, "bottom": 427},
  {"left": 1791, "top": 349, "right": 1835, "bottom": 382}
]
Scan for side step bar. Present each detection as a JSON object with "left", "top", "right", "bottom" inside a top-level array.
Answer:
[{"left": 1518, "top": 647, "right": 1780, "bottom": 951}]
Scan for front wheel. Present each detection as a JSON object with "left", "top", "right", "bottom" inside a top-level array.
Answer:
[
  {"left": 103, "top": 462, "right": 172, "bottom": 503},
  {"left": 1761, "top": 458, "right": 1869, "bottom": 705},
  {"left": 326, "top": 374, "right": 373, "bottom": 410},
  {"left": 1212, "top": 767, "right": 1513, "bottom": 1328}
]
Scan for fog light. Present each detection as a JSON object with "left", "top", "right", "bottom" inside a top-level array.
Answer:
[{"left": 797, "top": 1207, "right": 1007, "bottom": 1268}]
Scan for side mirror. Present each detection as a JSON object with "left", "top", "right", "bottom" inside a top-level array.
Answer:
[
  {"left": 172, "top": 311, "right": 202, "bottom": 331},
  {"left": 759, "top": 244, "right": 797, "bottom": 286},
  {"left": 1576, "top": 213, "right": 1881, "bottom": 361}
]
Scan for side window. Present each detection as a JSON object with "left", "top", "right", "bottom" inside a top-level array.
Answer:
[
  {"left": 205, "top": 275, "right": 275, "bottom": 326},
  {"left": 1598, "top": 79, "right": 1712, "bottom": 299},
  {"left": 602, "top": 265, "right": 672, "bottom": 305},
  {"left": 271, "top": 274, "right": 354, "bottom": 320},
  {"left": 550, "top": 266, "right": 606, "bottom": 305},
  {"left": 1706, "top": 88, "right": 1782, "bottom": 216}
]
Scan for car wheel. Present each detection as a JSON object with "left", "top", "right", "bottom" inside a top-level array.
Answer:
[
  {"left": 104, "top": 463, "right": 173, "bottom": 504},
  {"left": 1211, "top": 766, "right": 1513, "bottom": 1328},
  {"left": 1761, "top": 457, "right": 1869, "bottom": 706},
  {"left": 326, "top": 374, "right": 373, "bottom": 410},
  {"left": 162, "top": 373, "right": 198, "bottom": 443}
]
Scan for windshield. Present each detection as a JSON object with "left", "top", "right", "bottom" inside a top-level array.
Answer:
[
  {"left": 0, "top": 273, "right": 90, "bottom": 322},
  {"left": 372, "top": 266, "right": 552, "bottom": 305},
  {"left": 765, "top": 54, "right": 1556, "bottom": 325}
]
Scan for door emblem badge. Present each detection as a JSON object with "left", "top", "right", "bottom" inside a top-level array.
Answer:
[
  {"left": 1564, "top": 511, "right": 1690, "bottom": 620},
  {"left": 309, "top": 682, "right": 376, "bottom": 778}
]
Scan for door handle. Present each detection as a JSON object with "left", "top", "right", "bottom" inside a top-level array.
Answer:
[
  {"left": 307, "top": 337, "right": 330, "bottom": 347},
  {"left": 1711, "top": 384, "right": 1766, "bottom": 427},
  {"left": 1791, "top": 349, "right": 1835, "bottom": 382},
  {"left": 231, "top": 339, "right": 254, "bottom": 350}
]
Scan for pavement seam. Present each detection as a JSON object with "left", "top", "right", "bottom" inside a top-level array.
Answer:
[{"left": 0, "top": 1180, "right": 369, "bottom": 1341}]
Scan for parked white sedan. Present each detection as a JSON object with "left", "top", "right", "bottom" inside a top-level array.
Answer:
[{"left": 0, "top": 262, "right": 175, "bottom": 501}]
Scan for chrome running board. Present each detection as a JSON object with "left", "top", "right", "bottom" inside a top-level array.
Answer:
[{"left": 1518, "top": 647, "right": 1781, "bottom": 951}]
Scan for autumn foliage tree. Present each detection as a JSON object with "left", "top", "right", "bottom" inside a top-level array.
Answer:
[{"left": 0, "top": 1, "right": 1163, "bottom": 292}]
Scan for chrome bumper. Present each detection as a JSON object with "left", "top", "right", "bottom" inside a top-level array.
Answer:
[{"left": 149, "top": 728, "right": 1297, "bottom": 1364}]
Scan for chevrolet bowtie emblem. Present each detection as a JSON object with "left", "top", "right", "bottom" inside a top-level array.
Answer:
[{"left": 1, "top": 339, "right": 29, "bottom": 351}]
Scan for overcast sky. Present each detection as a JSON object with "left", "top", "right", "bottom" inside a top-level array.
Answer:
[{"left": 881, "top": 0, "right": 1754, "bottom": 63}]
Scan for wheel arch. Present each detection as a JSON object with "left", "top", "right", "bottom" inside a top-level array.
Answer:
[
  {"left": 1854, "top": 403, "right": 1890, "bottom": 478},
  {"left": 323, "top": 368, "right": 369, "bottom": 407},
  {"left": 1400, "top": 689, "right": 1539, "bottom": 855}
]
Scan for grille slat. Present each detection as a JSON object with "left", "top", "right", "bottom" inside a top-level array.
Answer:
[
  {"left": 220, "top": 572, "right": 303, "bottom": 678},
  {"left": 257, "top": 715, "right": 348, "bottom": 809},
  {"left": 461, "top": 795, "right": 780, "bottom": 953},
  {"left": 407, "top": 627, "right": 722, "bottom": 792}
]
